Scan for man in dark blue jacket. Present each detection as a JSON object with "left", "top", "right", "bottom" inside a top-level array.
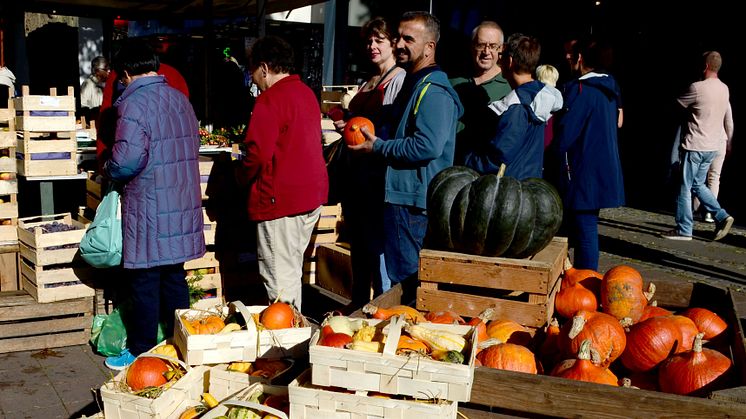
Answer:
[
  {"left": 351, "top": 11, "right": 463, "bottom": 290},
  {"left": 464, "top": 33, "right": 562, "bottom": 179},
  {"left": 553, "top": 38, "right": 625, "bottom": 270}
]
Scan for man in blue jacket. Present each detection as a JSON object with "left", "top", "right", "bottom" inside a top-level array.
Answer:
[
  {"left": 351, "top": 11, "right": 463, "bottom": 290},
  {"left": 464, "top": 33, "right": 563, "bottom": 179}
]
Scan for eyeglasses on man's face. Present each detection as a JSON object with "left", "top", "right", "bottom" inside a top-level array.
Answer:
[{"left": 474, "top": 42, "right": 500, "bottom": 52}]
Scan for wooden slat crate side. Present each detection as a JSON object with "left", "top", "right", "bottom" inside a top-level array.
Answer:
[
  {"left": 302, "top": 258, "right": 316, "bottom": 285},
  {"left": 305, "top": 232, "right": 339, "bottom": 258},
  {"left": 19, "top": 242, "right": 78, "bottom": 266},
  {"left": 13, "top": 93, "right": 76, "bottom": 111},
  {"left": 416, "top": 287, "right": 547, "bottom": 328},
  {"left": 0, "top": 201, "right": 18, "bottom": 219},
  {"left": 0, "top": 330, "right": 90, "bottom": 354},
  {"left": 198, "top": 159, "right": 213, "bottom": 176},
  {"left": 315, "top": 243, "right": 353, "bottom": 300},
  {"left": 0, "top": 291, "right": 92, "bottom": 320},
  {"left": 17, "top": 213, "right": 86, "bottom": 249},
  {"left": 0, "top": 157, "right": 16, "bottom": 173},
  {"left": 21, "top": 274, "right": 96, "bottom": 304},
  {"left": 0, "top": 132, "right": 15, "bottom": 148},
  {"left": 16, "top": 160, "right": 78, "bottom": 177},
  {"left": 0, "top": 179, "right": 18, "bottom": 195},
  {"left": 18, "top": 136, "right": 76, "bottom": 154},
  {"left": 184, "top": 252, "right": 219, "bottom": 270},
  {"left": 0, "top": 108, "right": 13, "bottom": 122},
  {"left": 16, "top": 116, "right": 77, "bottom": 132},
  {"left": 0, "top": 314, "right": 91, "bottom": 339},
  {"left": 0, "top": 225, "right": 18, "bottom": 243},
  {"left": 420, "top": 253, "right": 549, "bottom": 294},
  {"left": 86, "top": 193, "right": 100, "bottom": 211},
  {"left": 86, "top": 173, "right": 102, "bottom": 198}
]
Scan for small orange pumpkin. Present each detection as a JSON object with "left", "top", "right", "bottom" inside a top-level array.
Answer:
[
  {"left": 396, "top": 335, "right": 430, "bottom": 354},
  {"left": 425, "top": 310, "right": 465, "bottom": 325},
  {"left": 486, "top": 319, "right": 531, "bottom": 346},
  {"left": 343, "top": 116, "right": 374, "bottom": 146},
  {"left": 600, "top": 265, "right": 652, "bottom": 324},
  {"left": 477, "top": 342, "right": 538, "bottom": 374},
  {"left": 190, "top": 315, "right": 225, "bottom": 335},
  {"left": 261, "top": 302, "right": 296, "bottom": 330}
]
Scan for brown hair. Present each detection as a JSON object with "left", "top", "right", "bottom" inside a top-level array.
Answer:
[
  {"left": 504, "top": 33, "right": 541, "bottom": 75},
  {"left": 400, "top": 11, "right": 440, "bottom": 43},
  {"left": 362, "top": 17, "right": 395, "bottom": 45}
]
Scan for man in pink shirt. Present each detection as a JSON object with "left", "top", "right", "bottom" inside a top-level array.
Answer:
[{"left": 662, "top": 51, "right": 734, "bottom": 241}]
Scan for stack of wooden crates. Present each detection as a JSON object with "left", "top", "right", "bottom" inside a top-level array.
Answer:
[
  {"left": 14, "top": 86, "right": 77, "bottom": 177},
  {"left": 0, "top": 87, "right": 94, "bottom": 354},
  {"left": 0, "top": 86, "right": 19, "bottom": 290}
]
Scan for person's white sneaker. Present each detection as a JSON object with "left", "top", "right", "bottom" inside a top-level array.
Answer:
[
  {"left": 703, "top": 213, "right": 715, "bottom": 223},
  {"left": 660, "top": 229, "right": 693, "bottom": 241}
]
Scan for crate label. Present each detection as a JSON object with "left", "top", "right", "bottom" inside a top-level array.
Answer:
[{"left": 40, "top": 97, "right": 61, "bottom": 107}]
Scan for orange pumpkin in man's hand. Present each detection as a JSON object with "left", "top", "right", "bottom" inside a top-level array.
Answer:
[{"left": 343, "top": 116, "right": 375, "bottom": 146}]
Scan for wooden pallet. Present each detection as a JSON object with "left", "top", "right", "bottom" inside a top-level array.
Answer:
[
  {"left": 0, "top": 290, "right": 93, "bottom": 353},
  {"left": 351, "top": 279, "right": 746, "bottom": 418},
  {"left": 417, "top": 237, "right": 567, "bottom": 329}
]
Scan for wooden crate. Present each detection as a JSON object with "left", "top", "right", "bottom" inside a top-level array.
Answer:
[
  {"left": 101, "top": 358, "right": 208, "bottom": 419},
  {"left": 315, "top": 243, "right": 353, "bottom": 300},
  {"left": 0, "top": 108, "right": 15, "bottom": 148},
  {"left": 417, "top": 236, "right": 567, "bottom": 329},
  {"left": 16, "top": 131, "right": 78, "bottom": 177},
  {"left": 305, "top": 231, "right": 339, "bottom": 259},
  {"left": 0, "top": 290, "right": 93, "bottom": 353},
  {"left": 0, "top": 194, "right": 18, "bottom": 244},
  {"left": 246, "top": 304, "right": 316, "bottom": 359},
  {"left": 86, "top": 170, "right": 102, "bottom": 198},
  {"left": 185, "top": 252, "right": 223, "bottom": 307},
  {"left": 0, "top": 250, "right": 18, "bottom": 291},
  {"left": 351, "top": 280, "right": 746, "bottom": 418},
  {"left": 0, "top": 156, "right": 16, "bottom": 175},
  {"left": 17, "top": 213, "right": 92, "bottom": 303},
  {"left": 203, "top": 208, "right": 216, "bottom": 246},
  {"left": 13, "top": 86, "right": 76, "bottom": 132},
  {"left": 208, "top": 360, "right": 295, "bottom": 401},
  {"left": 289, "top": 369, "right": 458, "bottom": 419},
  {"left": 316, "top": 204, "right": 342, "bottom": 230},
  {"left": 199, "top": 156, "right": 213, "bottom": 201},
  {"left": 309, "top": 316, "right": 477, "bottom": 403}
]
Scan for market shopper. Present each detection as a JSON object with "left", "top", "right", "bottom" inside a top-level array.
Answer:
[
  {"left": 450, "top": 21, "right": 511, "bottom": 165},
  {"left": 240, "top": 35, "right": 328, "bottom": 311},
  {"left": 662, "top": 51, "right": 734, "bottom": 241},
  {"left": 103, "top": 40, "right": 205, "bottom": 370},
  {"left": 350, "top": 11, "right": 462, "bottom": 295},
  {"left": 80, "top": 56, "right": 110, "bottom": 122},
  {"left": 552, "top": 38, "right": 625, "bottom": 270},
  {"left": 337, "top": 17, "right": 405, "bottom": 306},
  {"left": 463, "top": 33, "right": 562, "bottom": 179}
]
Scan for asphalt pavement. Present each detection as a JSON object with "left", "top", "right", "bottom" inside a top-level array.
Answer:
[{"left": 0, "top": 206, "right": 744, "bottom": 418}]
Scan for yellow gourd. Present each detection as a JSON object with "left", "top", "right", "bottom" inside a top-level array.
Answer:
[
  {"left": 150, "top": 344, "right": 179, "bottom": 360},
  {"left": 350, "top": 340, "right": 382, "bottom": 352},
  {"left": 404, "top": 324, "right": 466, "bottom": 352},
  {"left": 352, "top": 321, "right": 376, "bottom": 342},
  {"left": 227, "top": 362, "right": 252, "bottom": 373}
]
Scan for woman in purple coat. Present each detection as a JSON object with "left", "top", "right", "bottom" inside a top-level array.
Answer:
[{"left": 103, "top": 40, "right": 205, "bottom": 369}]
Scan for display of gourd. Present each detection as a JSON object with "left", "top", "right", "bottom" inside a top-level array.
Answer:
[{"left": 426, "top": 166, "right": 563, "bottom": 258}]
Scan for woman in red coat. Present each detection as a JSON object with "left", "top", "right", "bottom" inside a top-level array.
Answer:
[{"left": 241, "top": 36, "right": 328, "bottom": 311}]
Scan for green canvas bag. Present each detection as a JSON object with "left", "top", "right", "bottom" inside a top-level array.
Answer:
[{"left": 80, "top": 183, "right": 122, "bottom": 268}]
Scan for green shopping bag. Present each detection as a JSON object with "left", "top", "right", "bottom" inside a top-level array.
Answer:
[
  {"left": 80, "top": 183, "right": 122, "bottom": 268},
  {"left": 89, "top": 302, "right": 166, "bottom": 357}
]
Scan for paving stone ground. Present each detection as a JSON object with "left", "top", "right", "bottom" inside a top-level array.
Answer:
[{"left": 1, "top": 206, "right": 744, "bottom": 418}]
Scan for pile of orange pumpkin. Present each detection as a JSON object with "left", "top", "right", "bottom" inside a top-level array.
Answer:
[
  {"left": 521, "top": 261, "right": 731, "bottom": 396},
  {"left": 180, "top": 314, "right": 228, "bottom": 335}
]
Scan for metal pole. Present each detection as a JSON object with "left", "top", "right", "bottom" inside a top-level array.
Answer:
[{"left": 257, "top": 0, "right": 266, "bottom": 37}]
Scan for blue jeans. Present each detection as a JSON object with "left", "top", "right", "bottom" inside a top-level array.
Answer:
[
  {"left": 127, "top": 263, "right": 189, "bottom": 356},
  {"left": 568, "top": 209, "right": 600, "bottom": 271},
  {"left": 676, "top": 150, "right": 729, "bottom": 236},
  {"left": 383, "top": 203, "right": 427, "bottom": 284}
]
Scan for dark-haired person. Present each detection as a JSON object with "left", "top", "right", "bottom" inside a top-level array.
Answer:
[
  {"left": 663, "top": 51, "right": 734, "bottom": 241},
  {"left": 463, "top": 33, "right": 562, "bottom": 179},
  {"left": 337, "top": 17, "right": 405, "bottom": 305},
  {"left": 80, "top": 56, "right": 110, "bottom": 122},
  {"left": 351, "top": 11, "right": 463, "bottom": 294},
  {"left": 103, "top": 39, "right": 205, "bottom": 370},
  {"left": 240, "top": 36, "right": 328, "bottom": 311},
  {"left": 553, "top": 38, "right": 624, "bottom": 270}
]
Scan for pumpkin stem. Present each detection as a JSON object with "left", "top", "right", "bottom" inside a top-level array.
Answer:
[
  {"left": 577, "top": 339, "right": 592, "bottom": 361},
  {"left": 693, "top": 332, "right": 705, "bottom": 353},
  {"left": 548, "top": 317, "right": 559, "bottom": 329},
  {"left": 568, "top": 315, "right": 587, "bottom": 339},
  {"left": 497, "top": 163, "right": 506, "bottom": 178},
  {"left": 563, "top": 257, "right": 573, "bottom": 273},
  {"left": 650, "top": 300, "right": 658, "bottom": 307},
  {"left": 478, "top": 307, "right": 495, "bottom": 322},
  {"left": 589, "top": 347, "right": 602, "bottom": 365},
  {"left": 478, "top": 337, "right": 504, "bottom": 350},
  {"left": 619, "top": 317, "right": 633, "bottom": 328},
  {"left": 621, "top": 378, "right": 639, "bottom": 389},
  {"left": 643, "top": 282, "right": 656, "bottom": 302},
  {"left": 362, "top": 304, "right": 377, "bottom": 316}
]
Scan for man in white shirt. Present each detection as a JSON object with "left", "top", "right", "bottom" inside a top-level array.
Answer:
[
  {"left": 80, "top": 56, "right": 110, "bottom": 121},
  {"left": 662, "top": 51, "right": 734, "bottom": 241}
]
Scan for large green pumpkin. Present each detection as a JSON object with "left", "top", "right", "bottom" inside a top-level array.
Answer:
[{"left": 427, "top": 166, "right": 563, "bottom": 258}]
